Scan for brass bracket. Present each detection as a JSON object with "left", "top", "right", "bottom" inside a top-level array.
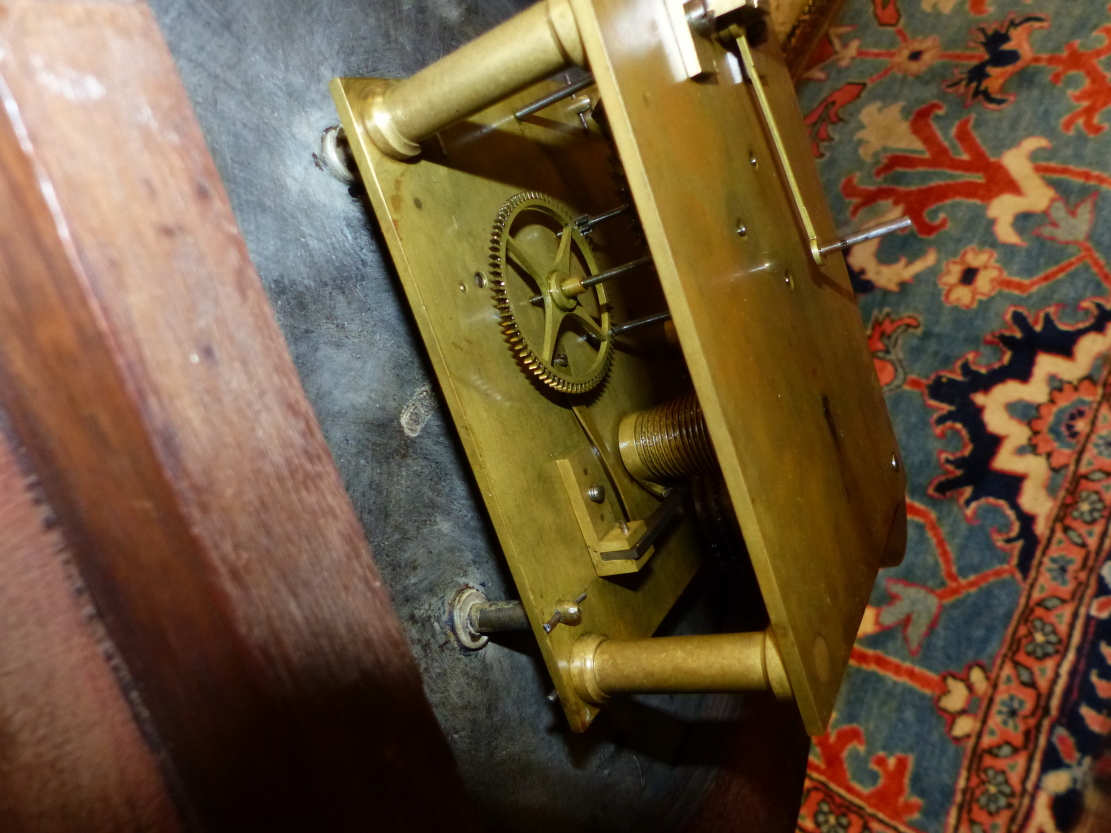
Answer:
[
  {"left": 555, "top": 450, "right": 654, "bottom": 577},
  {"left": 557, "top": 448, "right": 689, "bottom": 577},
  {"left": 667, "top": 0, "right": 771, "bottom": 80},
  {"left": 728, "top": 22, "right": 912, "bottom": 263},
  {"left": 665, "top": 0, "right": 718, "bottom": 79},
  {"left": 731, "top": 26, "right": 826, "bottom": 264}
]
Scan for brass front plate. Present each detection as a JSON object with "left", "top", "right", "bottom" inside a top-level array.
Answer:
[
  {"left": 333, "top": 76, "right": 703, "bottom": 731},
  {"left": 569, "top": 1, "right": 905, "bottom": 732}
]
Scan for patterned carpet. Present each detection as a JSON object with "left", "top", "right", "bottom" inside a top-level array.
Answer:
[{"left": 793, "top": 4, "right": 1111, "bottom": 833}]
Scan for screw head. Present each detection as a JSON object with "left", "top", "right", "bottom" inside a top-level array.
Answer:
[
  {"left": 554, "top": 353, "right": 569, "bottom": 367},
  {"left": 587, "top": 484, "right": 606, "bottom": 503}
]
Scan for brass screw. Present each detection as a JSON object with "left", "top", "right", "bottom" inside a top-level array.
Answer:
[{"left": 587, "top": 484, "right": 606, "bottom": 503}]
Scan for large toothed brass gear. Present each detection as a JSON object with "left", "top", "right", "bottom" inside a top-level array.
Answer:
[{"left": 490, "top": 192, "right": 613, "bottom": 394}]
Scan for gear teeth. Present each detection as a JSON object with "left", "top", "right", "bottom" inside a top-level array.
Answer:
[{"left": 487, "top": 192, "right": 614, "bottom": 395}]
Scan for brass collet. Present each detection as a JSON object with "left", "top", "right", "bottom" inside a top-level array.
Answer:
[
  {"left": 569, "top": 628, "right": 793, "bottom": 705},
  {"left": 365, "top": 0, "right": 585, "bottom": 159}
]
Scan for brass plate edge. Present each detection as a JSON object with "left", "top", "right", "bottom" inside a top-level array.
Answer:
[
  {"left": 565, "top": 3, "right": 822, "bottom": 732},
  {"left": 330, "top": 77, "right": 599, "bottom": 731}
]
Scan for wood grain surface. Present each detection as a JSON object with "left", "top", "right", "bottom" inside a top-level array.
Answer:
[
  {"left": 0, "top": 426, "right": 185, "bottom": 832},
  {"left": 685, "top": 699, "right": 810, "bottom": 833},
  {"left": 0, "top": 0, "right": 476, "bottom": 829}
]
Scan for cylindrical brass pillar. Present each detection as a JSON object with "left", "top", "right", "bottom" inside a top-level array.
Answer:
[
  {"left": 618, "top": 391, "right": 719, "bottom": 482},
  {"left": 366, "top": 0, "right": 585, "bottom": 159},
  {"left": 570, "top": 629, "right": 793, "bottom": 705}
]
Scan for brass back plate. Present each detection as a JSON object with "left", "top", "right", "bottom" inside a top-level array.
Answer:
[
  {"left": 333, "top": 77, "right": 703, "bottom": 732},
  {"left": 570, "top": 0, "right": 905, "bottom": 732}
]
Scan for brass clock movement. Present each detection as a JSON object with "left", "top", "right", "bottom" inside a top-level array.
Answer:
[{"left": 330, "top": 0, "right": 908, "bottom": 736}]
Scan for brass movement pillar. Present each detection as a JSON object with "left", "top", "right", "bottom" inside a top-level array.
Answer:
[
  {"left": 365, "top": 0, "right": 585, "bottom": 159},
  {"left": 570, "top": 629, "right": 794, "bottom": 705}
]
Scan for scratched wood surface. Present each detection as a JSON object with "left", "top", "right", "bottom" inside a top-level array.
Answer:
[
  {"left": 0, "top": 1, "right": 476, "bottom": 830},
  {"left": 0, "top": 426, "right": 185, "bottom": 832}
]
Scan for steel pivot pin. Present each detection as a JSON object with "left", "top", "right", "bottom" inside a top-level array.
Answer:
[{"left": 816, "top": 216, "right": 912, "bottom": 259}]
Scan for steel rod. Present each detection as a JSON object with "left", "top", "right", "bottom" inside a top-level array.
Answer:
[
  {"left": 575, "top": 203, "right": 631, "bottom": 232},
  {"left": 514, "top": 73, "right": 595, "bottom": 120},
  {"left": 530, "top": 256, "right": 653, "bottom": 306},
  {"left": 579, "top": 255, "right": 653, "bottom": 290},
  {"left": 609, "top": 311, "right": 671, "bottom": 337},
  {"left": 818, "top": 216, "right": 911, "bottom": 257},
  {"left": 470, "top": 600, "right": 530, "bottom": 633}
]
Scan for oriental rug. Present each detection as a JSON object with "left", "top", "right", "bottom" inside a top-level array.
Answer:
[{"left": 794, "top": 3, "right": 1111, "bottom": 833}]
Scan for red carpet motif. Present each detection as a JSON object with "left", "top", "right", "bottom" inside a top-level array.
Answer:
[{"left": 795, "top": 3, "right": 1111, "bottom": 832}]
